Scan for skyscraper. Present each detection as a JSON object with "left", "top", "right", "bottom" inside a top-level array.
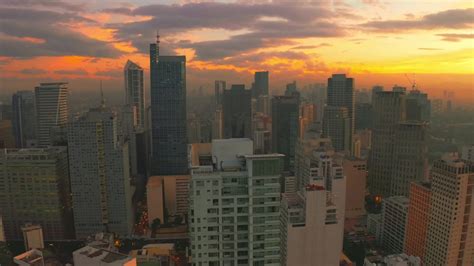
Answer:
[
  {"left": 272, "top": 95, "right": 299, "bottom": 171},
  {"left": 327, "top": 74, "right": 355, "bottom": 152},
  {"left": 150, "top": 35, "right": 188, "bottom": 175},
  {"left": 68, "top": 107, "right": 133, "bottom": 238},
  {"left": 0, "top": 147, "right": 74, "bottom": 240},
  {"left": 35, "top": 82, "right": 68, "bottom": 147},
  {"left": 381, "top": 196, "right": 409, "bottom": 254},
  {"left": 124, "top": 60, "right": 145, "bottom": 129},
  {"left": 368, "top": 90, "right": 406, "bottom": 197},
  {"left": 189, "top": 139, "right": 283, "bottom": 266},
  {"left": 214, "top": 80, "right": 226, "bottom": 108},
  {"left": 405, "top": 89, "right": 431, "bottom": 122},
  {"left": 322, "top": 106, "right": 351, "bottom": 152},
  {"left": 355, "top": 103, "right": 373, "bottom": 130},
  {"left": 343, "top": 157, "right": 367, "bottom": 218},
  {"left": 253, "top": 71, "right": 269, "bottom": 98},
  {"left": 425, "top": 155, "right": 474, "bottom": 265},
  {"left": 223, "top": 85, "right": 252, "bottom": 139},
  {"left": 11, "top": 91, "right": 36, "bottom": 148}
]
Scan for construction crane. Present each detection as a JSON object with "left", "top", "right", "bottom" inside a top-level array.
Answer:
[{"left": 404, "top": 74, "right": 417, "bottom": 91}]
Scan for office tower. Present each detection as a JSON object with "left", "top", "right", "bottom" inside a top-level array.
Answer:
[
  {"left": 150, "top": 36, "right": 188, "bottom": 175},
  {"left": 404, "top": 181, "right": 431, "bottom": 261},
  {"left": 272, "top": 95, "right": 299, "bottom": 171},
  {"left": 253, "top": 130, "right": 271, "bottom": 154},
  {"left": 381, "top": 196, "right": 409, "bottom": 254},
  {"left": 355, "top": 89, "right": 370, "bottom": 103},
  {"left": 147, "top": 175, "right": 190, "bottom": 225},
  {"left": 391, "top": 122, "right": 428, "bottom": 196},
  {"left": 212, "top": 108, "right": 223, "bottom": 140},
  {"left": 406, "top": 90, "right": 430, "bottom": 122},
  {"left": 253, "top": 71, "right": 269, "bottom": 98},
  {"left": 281, "top": 184, "right": 346, "bottom": 266},
  {"left": 431, "top": 99, "right": 443, "bottom": 117},
  {"left": 68, "top": 107, "right": 133, "bottom": 238},
  {"left": 371, "top": 85, "right": 383, "bottom": 104},
  {"left": 124, "top": 60, "right": 145, "bottom": 129},
  {"left": 223, "top": 85, "right": 252, "bottom": 138},
  {"left": 461, "top": 144, "right": 474, "bottom": 162},
  {"left": 308, "top": 83, "right": 326, "bottom": 123},
  {"left": 215, "top": 80, "right": 226, "bottom": 108},
  {"left": 120, "top": 105, "right": 138, "bottom": 176},
  {"left": 355, "top": 103, "right": 373, "bottom": 130},
  {"left": 11, "top": 91, "right": 36, "bottom": 148},
  {"left": 327, "top": 74, "right": 355, "bottom": 152},
  {"left": 285, "top": 81, "right": 300, "bottom": 99},
  {"left": 0, "top": 120, "right": 15, "bottom": 148},
  {"left": 367, "top": 213, "right": 383, "bottom": 243},
  {"left": 189, "top": 139, "right": 283, "bottom": 266},
  {"left": 0, "top": 147, "right": 74, "bottom": 240},
  {"left": 393, "top": 85, "right": 407, "bottom": 93},
  {"left": 34, "top": 82, "right": 68, "bottom": 147},
  {"left": 299, "top": 103, "right": 315, "bottom": 139},
  {"left": 281, "top": 152, "right": 346, "bottom": 266},
  {"left": 256, "top": 95, "right": 270, "bottom": 115},
  {"left": 322, "top": 106, "right": 351, "bottom": 153},
  {"left": 368, "top": 90, "right": 406, "bottom": 197},
  {"left": 343, "top": 158, "right": 367, "bottom": 218},
  {"left": 425, "top": 155, "right": 474, "bottom": 265}
]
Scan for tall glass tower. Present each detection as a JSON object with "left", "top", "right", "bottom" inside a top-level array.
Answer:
[{"left": 150, "top": 34, "right": 188, "bottom": 175}]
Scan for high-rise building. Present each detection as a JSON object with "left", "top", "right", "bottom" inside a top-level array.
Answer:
[
  {"left": 390, "top": 121, "right": 428, "bottom": 196},
  {"left": 461, "top": 144, "right": 474, "bottom": 162},
  {"left": 189, "top": 139, "right": 283, "bottom": 266},
  {"left": 124, "top": 60, "right": 145, "bottom": 129},
  {"left": 343, "top": 157, "right": 367, "bottom": 218},
  {"left": 11, "top": 91, "right": 37, "bottom": 148},
  {"left": 0, "top": 147, "right": 74, "bottom": 240},
  {"left": 150, "top": 36, "right": 188, "bottom": 175},
  {"left": 368, "top": 90, "right": 406, "bottom": 197},
  {"left": 327, "top": 74, "right": 355, "bottom": 152},
  {"left": 223, "top": 85, "right": 252, "bottom": 139},
  {"left": 0, "top": 120, "right": 15, "bottom": 148},
  {"left": 299, "top": 103, "right": 315, "bottom": 139},
  {"left": 120, "top": 105, "right": 138, "bottom": 176},
  {"left": 272, "top": 95, "right": 299, "bottom": 171},
  {"left": 355, "top": 103, "right": 373, "bottom": 130},
  {"left": 253, "top": 130, "right": 271, "bottom": 154},
  {"left": 212, "top": 108, "right": 223, "bottom": 140},
  {"left": 371, "top": 85, "right": 383, "bottom": 104},
  {"left": 281, "top": 151, "right": 346, "bottom": 266},
  {"left": 404, "top": 181, "right": 431, "bottom": 261},
  {"left": 214, "top": 80, "right": 226, "bottom": 108},
  {"left": 424, "top": 155, "right": 474, "bottom": 265},
  {"left": 68, "top": 107, "right": 133, "bottom": 238},
  {"left": 322, "top": 106, "right": 351, "bottom": 153},
  {"left": 253, "top": 71, "right": 269, "bottom": 98},
  {"left": 381, "top": 196, "right": 409, "bottom": 254},
  {"left": 34, "top": 82, "right": 68, "bottom": 147},
  {"left": 405, "top": 90, "right": 430, "bottom": 122},
  {"left": 309, "top": 83, "right": 326, "bottom": 123}
]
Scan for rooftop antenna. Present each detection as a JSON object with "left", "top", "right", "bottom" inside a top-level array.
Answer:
[
  {"left": 100, "top": 80, "right": 105, "bottom": 108},
  {"left": 156, "top": 29, "right": 160, "bottom": 45}
]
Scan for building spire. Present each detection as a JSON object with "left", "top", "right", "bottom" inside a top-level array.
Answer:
[{"left": 156, "top": 29, "right": 160, "bottom": 45}]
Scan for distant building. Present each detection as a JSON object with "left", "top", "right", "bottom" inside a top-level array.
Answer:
[
  {"left": 381, "top": 196, "right": 409, "bottom": 254},
  {"left": 299, "top": 103, "right": 315, "bottom": 139},
  {"left": 223, "top": 85, "right": 252, "bottom": 139},
  {"left": 272, "top": 95, "right": 299, "bottom": 171},
  {"left": 150, "top": 36, "right": 188, "bottom": 175},
  {"left": 367, "top": 213, "right": 383, "bottom": 244},
  {"left": 68, "top": 107, "right": 133, "bottom": 238},
  {"left": 214, "top": 80, "right": 226, "bottom": 108},
  {"left": 253, "top": 71, "right": 269, "bottom": 98},
  {"left": 355, "top": 103, "right": 373, "bottom": 130},
  {"left": 73, "top": 245, "right": 136, "bottom": 266},
  {"left": 371, "top": 85, "right": 383, "bottom": 104},
  {"left": 212, "top": 108, "right": 223, "bottom": 140},
  {"left": 253, "top": 130, "right": 271, "bottom": 154},
  {"left": 189, "top": 139, "right": 283, "bottom": 265},
  {"left": 322, "top": 106, "right": 351, "bottom": 153},
  {"left": 364, "top": 253, "right": 421, "bottom": 266},
  {"left": 124, "top": 60, "right": 145, "bottom": 129},
  {"left": 461, "top": 144, "right": 474, "bottom": 162},
  {"left": 405, "top": 90, "right": 430, "bottom": 122},
  {"left": 0, "top": 120, "right": 15, "bottom": 148},
  {"left": 11, "top": 91, "right": 37, "bottom": 148},
  {"left": 0, "top": 147, "right": 74, "bottom": 240},
  {"left": 425, "top": 155, "right": 474, "bottom": 265},
  {"left": 34, "top": 82, "right": 68, "bottom": 147},
  {"left": 343, "top": 157, "right": 367, "bottom": 218}
]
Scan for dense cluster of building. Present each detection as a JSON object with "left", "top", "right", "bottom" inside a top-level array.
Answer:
[{"left": 0, "top": 35, "right": 472, "bottom": 266}]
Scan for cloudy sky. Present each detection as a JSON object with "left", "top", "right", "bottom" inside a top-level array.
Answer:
[{"left": 0, "top": 0, "right": 473, "bottom": 102}]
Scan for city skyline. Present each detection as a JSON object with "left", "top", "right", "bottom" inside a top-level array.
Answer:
[{"left": 0, "top": 0, "right": 473, "bottom": 104}]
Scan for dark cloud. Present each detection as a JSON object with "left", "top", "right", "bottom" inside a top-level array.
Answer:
[
  {"left": 0, "top": 7, "right": 121, "bottom": 58},
  {"left": 0, "top": 0, "right": 85, "bottom": 11},
  {"left": 437, "top": 33, "right": 474, "bottom": 42},
  {"left": 106, "top": 1, "right": 348, "bottom": 60},
  {"left": 20, "top": 68, "right": 47, "bottom": 74},
  {"left": 54, "top": 69, "right": 88, "bottom": 75},
  {"left": 361, "top": 8, "right": 474, "bottom": 32}
]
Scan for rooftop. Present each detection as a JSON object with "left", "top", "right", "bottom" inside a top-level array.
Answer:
[
  {"left": 13, "top": 249, "right": 44, "bottom": 266},
  {"left": 74, "top": 246, "right": 135, "bottom": 265}
]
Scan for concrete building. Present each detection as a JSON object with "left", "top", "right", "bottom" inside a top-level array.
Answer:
[
  {"left": 0, "top": 120, "right": 15, "bottom": 148},
  {"left": 22, "top": 224, "right": 44, "bottom": 250},
  {"left": 253, "top": 71, "right": 269, "bottom": 98},
  {"left": 405, "top": 90, "right": 430, "bottom": 122},
  {"left": 212, "top": 108, "right": 223, "bottom": 140},
  {"left": 68, "top": 107, "right": 133, "bottom": 238},
  {"left": 0, "top": 147, "right": 74, "bottom": 240},
  {"left": 147, "top": 175, "right": 190, "bottom": 225},
  {"left": 124, "top": 60, "right": 145, "bottom": 129},
  {"left": 343, "top": 157, "right": 367, "bottom": 218},
  {"left": 34, "top": 82, "right": 68, "bottom": 147},
  {"left": 425, "top": 154, "right": 474, "bottom": 265},
  {"left": 120, "top": 105, "right": 138, "bottom": 177},
  {"left": 223, "top": 85, "right": 252, "bottom": 139},
  {"left": 355, "top": 103, "right": 373, "bottom": 130},
  {"left": 404, "top": 181, "right": 431, "bottom": 261},
  {"left": 390, "top": 122, "right": 428, "bottom": 197},
  {"left": 13, "top": 249, "right": 45, "bottom": 266},
  {"left": 11, "top": 91, "right": 37, "bottom": 148},
  {"left": 272, "top": 95, "right": 299, "bottom": 171},
  {"left": 150, "top": 36, "right": 188, "bottom": 175},
  {"left": 367, "top": 213, "right": 383, "bottom": 244},
  {"left": 253, "top": 130, "right": 271, "bottom": 154},
  {"left": 280, "top": 157, "right": 346, "bottom": 266},
  {"left": 364, "top": 253, "right": 421, "bottom": 266},
  {"left": 381, "top": 196, "right": 409, "bottom": 254},
  {"left": 299, "top": 103, "right": 315, "bottom": 139},
  {"left": 322, "top": 106, "right": 351, "bottom": 153},
  {"left": 215, "top": 80, "right": 226, "bottom": 108},
  {"left": 461, "top": 144, "right": 474, "bottom": 162},
  {"left": 73, "top": 245, "right": 136, "bottom": 266},
  {"left": 368, "top": 90, "right": 406, "bottom": 197},
  {"left": 189, "top": 139, "right": 283, "bottom": 266}
]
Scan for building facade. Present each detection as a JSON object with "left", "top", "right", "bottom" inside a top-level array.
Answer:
[
  {"left": 272, "top": 96, "right": 299, "bottom": 171},
  {"left": 381, "top": 196, "right": 409, "bottom": 254},
  {"left": 124, "top": 60, "right": 145, "bottom": 129},
  {"left": 11, "top": 91, "right": 37, "bottom": 148},
  {"left": 322, "top": 106, "right": 351, "bottom": 153},
  {"left": 223, "top": 85, "right": 252, "bottom": 139}
]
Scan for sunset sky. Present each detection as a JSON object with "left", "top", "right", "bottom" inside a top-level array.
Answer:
[{"left": 0, "top": 0, "right": 473, "bottom": 103}]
